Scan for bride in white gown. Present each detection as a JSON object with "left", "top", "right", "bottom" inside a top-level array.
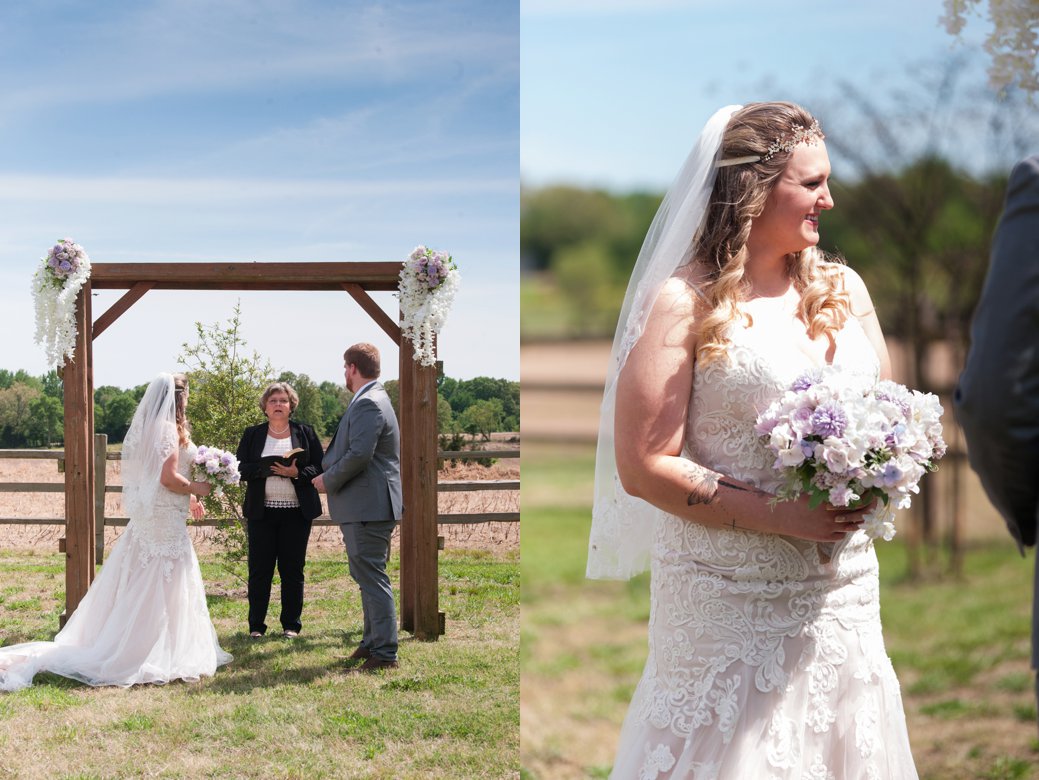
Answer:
[
  {"left": 0, "top": 373, "right": 232, "bottom": 691},
  {"left": 589, "top": 103, "right": 918, "bottom": 778}
]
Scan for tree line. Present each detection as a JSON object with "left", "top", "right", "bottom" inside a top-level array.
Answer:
[
  {"left": 0, "top": 368, "right": 518, "bottom": 449},
  {"left": 522, "top": 158, "right": 1009, "bottom": 374}
]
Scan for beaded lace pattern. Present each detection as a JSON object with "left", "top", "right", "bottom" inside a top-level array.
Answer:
[
  {"left": 610, "top": 315, "right": 918, "bottom": 780},
  {"left": 124, "top": 443, "right": 196, "bottom": 582}
]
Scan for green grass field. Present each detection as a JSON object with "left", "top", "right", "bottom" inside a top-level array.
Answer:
[
  {"left": 521, "top": 444, "right": 1039, "bottom": 780},
  {"left": 0, "top": 547, "right": 519, "bottom": 779}
]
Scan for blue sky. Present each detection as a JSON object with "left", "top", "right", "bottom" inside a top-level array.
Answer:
[
  {"left": 1, "top": 0, "right": 518, "bottom": 387},
  {"left": 522, "top": 0, "right": 1028, "bottom": 191}
]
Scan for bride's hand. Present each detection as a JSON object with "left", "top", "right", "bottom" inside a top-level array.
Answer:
[
  {"left": 769, "top": 495, "right": 868, "bottom": 542},
  {"left": 189, "top": 495, "right": 206, "bottom": 521}
]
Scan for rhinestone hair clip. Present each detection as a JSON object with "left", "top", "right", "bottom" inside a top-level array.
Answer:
[{"left": 717, "top": 120, "right": 825, "bottom": 168}]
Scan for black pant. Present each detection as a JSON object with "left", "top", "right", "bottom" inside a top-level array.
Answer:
[{"left": 247, "top": 506, "right": 313, "bottom": 634}]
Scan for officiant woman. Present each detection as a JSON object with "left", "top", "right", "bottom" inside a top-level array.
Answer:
[{"left": 236, "top": 382, "right": 325, "bottom": 638}]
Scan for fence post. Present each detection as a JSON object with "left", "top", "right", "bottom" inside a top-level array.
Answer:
[{"left": 94, "top": 434, "right": 107, "bottom": 565}]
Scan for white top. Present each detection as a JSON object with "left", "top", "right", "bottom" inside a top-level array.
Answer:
[{"left": 262, "top": 434, "right": 299, "bottom": 507}]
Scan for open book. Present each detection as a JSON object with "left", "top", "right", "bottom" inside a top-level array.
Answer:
[{"left": 259, "top": 447, "right": 306, "bottom": 470}]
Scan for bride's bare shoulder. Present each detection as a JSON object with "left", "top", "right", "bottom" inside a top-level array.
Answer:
[
  {"left": 655, "top": 262, "right": 709, "bottom": 313},
  {"left": 830, "top": 263, "right": 877, "bottom": 318}
]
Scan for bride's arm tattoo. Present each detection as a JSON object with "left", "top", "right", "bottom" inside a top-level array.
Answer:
[
  {"left": 684, "top": 464, "right": 719, "bottom": 505},
  {"left": 716, "top": 478, "right": 769, "bottom": 531},
  {"left": 718, "top": 478, "right": 763, "bottom": 494}
]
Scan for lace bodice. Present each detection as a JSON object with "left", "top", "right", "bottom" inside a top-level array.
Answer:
[
  {"left": 124, "top": 442, "right": 196, "bottom": 580},
  {"left": 686, "top": 315, "right": 880, "bottom": 491},
  {"left": 610, "top": 315, "right": 917, "bottom": 779}
]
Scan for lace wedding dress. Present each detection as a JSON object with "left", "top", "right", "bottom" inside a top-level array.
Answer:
[
  {"left": 0, "top": 443, "right": 232, "bottom": 691},
  {"left": 610, "top": 316, "right": 918, "bottom": 780}
]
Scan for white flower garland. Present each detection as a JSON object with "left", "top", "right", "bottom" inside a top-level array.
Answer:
[
  {"left": 31, "top": 238, "right": 92, "bottom": 367},
  {"left": 397, "top": 246, "right": 459, "bottom": 367}
]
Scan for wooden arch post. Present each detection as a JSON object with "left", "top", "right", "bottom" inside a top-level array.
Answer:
[{"left": 61, "top": 262, "right": 441, "bottom": 639}]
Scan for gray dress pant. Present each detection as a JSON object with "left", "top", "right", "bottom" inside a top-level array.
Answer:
[{"left": 339, "top": 520, "right": 398, "bottom": 661}]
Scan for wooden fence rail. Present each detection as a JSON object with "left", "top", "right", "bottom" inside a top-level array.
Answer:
[{"left": 0, "top": 439, "right": 520, "bottom": 562}]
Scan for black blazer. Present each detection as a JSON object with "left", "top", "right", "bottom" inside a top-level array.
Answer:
[
  {"left": 955, "top": 155, "right": 1039, "bottom": 551},
  {"left": 236, "top": 420, "right": 325, "bottom": 522}
]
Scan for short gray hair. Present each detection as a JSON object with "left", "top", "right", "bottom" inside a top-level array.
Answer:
[{"left": 259, "top": 382, "right": 299, "bottom": 413}]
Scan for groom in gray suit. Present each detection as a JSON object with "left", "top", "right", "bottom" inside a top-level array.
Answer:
[
  {"left": 955, "top": 155, "right": 1039, "bottom": 711},
  {"left": 314, "top": 343, "right": 403, "bottom": 671}
]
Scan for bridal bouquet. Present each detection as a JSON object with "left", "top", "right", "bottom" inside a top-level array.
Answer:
[
  {"left": 754, "top": 367, "right": 946, "bottom": 541},
  {"left": 192, "top": 445, "right": 241, "bottom": 498},
  {"left": 31, "top": 238, "right": 92, "bottom": 367},
  {"left": 398, "top": 245, "right": 459, "bottom": 367}
]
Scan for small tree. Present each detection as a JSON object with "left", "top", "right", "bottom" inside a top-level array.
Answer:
[
  {"left": 277, "top": 371, "right": 322, "bottom": 431},
  {"left": 0, "top": 384, "right": 41, "bottom": 447},
  {"left": 179, "top": 303, "right": 273, "bottom": 576},
  {"left": 317, "top": 380, "right": 349, "bottom": 438},
  {"left": 27, "top": 394, "right": 62, "bottom": 447},
  {"left": 459, "top": 397, "right": 504, "bottom": 442}
]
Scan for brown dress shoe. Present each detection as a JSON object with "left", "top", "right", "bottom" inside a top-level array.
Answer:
[
  {"left": 357, "top": 656, "right": 398, "bottom": 672},
  {"left": 349, "top": 646, "right": 372, "bottom": 660}
]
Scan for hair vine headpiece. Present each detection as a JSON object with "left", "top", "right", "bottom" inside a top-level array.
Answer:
[{"left": 717, "top": 119, "right": 825, "bottom": 168}]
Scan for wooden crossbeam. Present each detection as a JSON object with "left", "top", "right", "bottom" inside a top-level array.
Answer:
[{"left": 89, "top": 262, "right": 401, "bottom": 291}]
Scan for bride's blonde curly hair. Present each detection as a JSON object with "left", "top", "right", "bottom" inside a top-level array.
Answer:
[
  {"left": 690, "top": 101, "right": 850, "bottom": 365},
  {"left": 173, "top": 373, "right": 190, "bottom": 448}
]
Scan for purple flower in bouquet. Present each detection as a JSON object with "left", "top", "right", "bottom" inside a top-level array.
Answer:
[
  {"left": 810, "top": 401, "right": 848, "bottom": 438},
  {"left": 756, "top": 366, "right": 946, "bottom": 541},
  {"left": 192, "top": 444, "right": 241, "bottom": 498}
]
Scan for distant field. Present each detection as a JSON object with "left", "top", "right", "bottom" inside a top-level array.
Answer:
[{"left": 0, "top": 442, "right": 519, "bottom": 554}]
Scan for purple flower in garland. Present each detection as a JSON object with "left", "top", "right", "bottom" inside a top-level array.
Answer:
[
  {"left": 44, "top": 239, "right": 84, "bottom": 281},
  {"left": 399, "top": 245, "right": 460, "bottom": 366}
]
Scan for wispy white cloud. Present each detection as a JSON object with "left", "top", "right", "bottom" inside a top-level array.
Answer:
[
  {"left": 0, "top": 1, "right": 519, "bottom": 385},
  {"left": 0, "top": 174, "right": 515, "bottom": 204},
  {"left": 521, "top": 0, "right": 717, "bottom": 16},
  {"left": 0, "top": 0, "right": 516, "bottom": 116}
]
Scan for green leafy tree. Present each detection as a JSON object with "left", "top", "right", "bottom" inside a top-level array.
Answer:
[
  {"left": 459, "top": 397, "right": 504, "bottom": 442},
  {"left": 26, "top": 394, "right": 62, "bottom": 447},
  {"left": 317, "top": 380, "right": 348, "bottom": 438},
  {"left": 179, "top": 303, "right": 273, "bottom": 575},
  {"left": 0, "top": 384, "right": 42, "bottom": 446},
  {"left": 383, "top": 379, "right": 399, "bottom": 421},
  {"left": 437, "top": 395, "right": 454, "bottom": 434},
  {"left": 276, "top": 371, "right": 322, "bottom": 431},
  {"left": 554, "top": 240, "right": 625, "bottom": 336},
  {"left": 40, "top": 370, "right": 62, "bottom": 400},
  {"left": 94, "top": 386, "right": 138, "bottom": 442}
]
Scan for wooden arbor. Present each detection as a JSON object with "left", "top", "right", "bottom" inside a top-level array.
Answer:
[{"left": 61, "top": 262, "right": 442, "bottom": 640}]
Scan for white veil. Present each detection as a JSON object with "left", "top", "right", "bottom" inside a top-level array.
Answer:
[
  {"left": 121, "top": 373, "right": 179, "bottom": 520},
  {"left": 587, "top": 105, "right": 741, "bottom": 580}
]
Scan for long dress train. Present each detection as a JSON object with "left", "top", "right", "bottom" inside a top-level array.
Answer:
[
  {"left": 0, "top": 443, "right": 231, "bottom": 691},
  {"left": 610, "top": 316, "right": 918, "bottom": 779}
]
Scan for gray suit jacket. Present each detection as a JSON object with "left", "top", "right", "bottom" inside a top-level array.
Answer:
[
  {"left": 955, "top": 155, "right": 1039, "bottom": 552},
  {"left": 321, "top": 381, "right": 403, "bottom": 524}
]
